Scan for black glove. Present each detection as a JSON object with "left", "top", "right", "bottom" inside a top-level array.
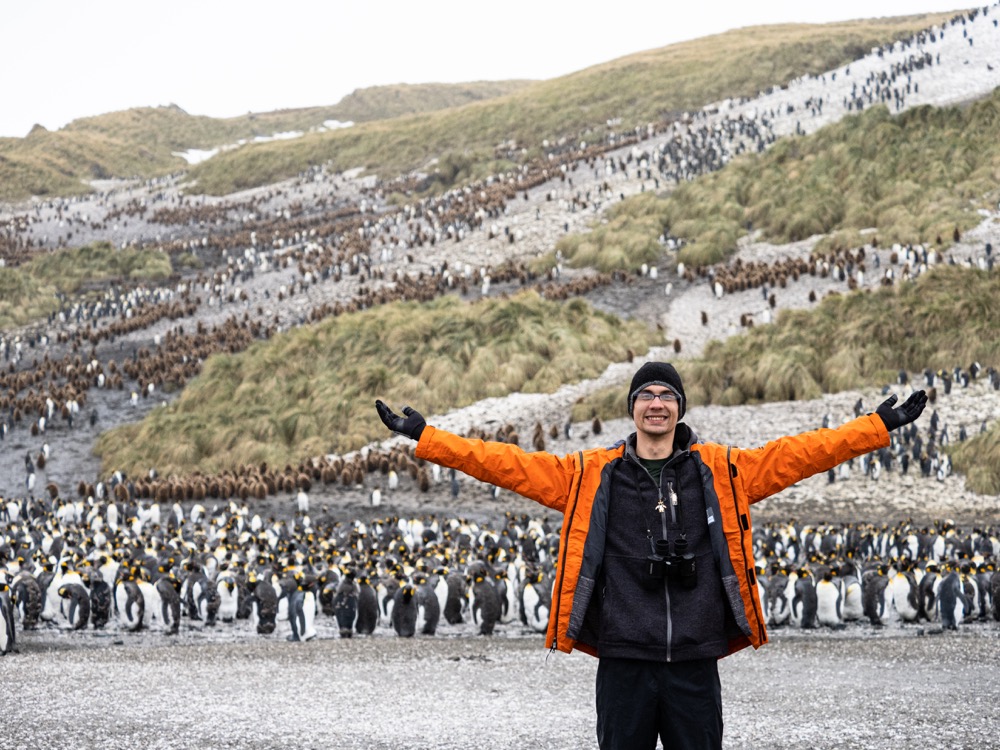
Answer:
[
  {"left": 875, "top": 390, "right": 927, "bottom": 432},
  {"left": 375, "top": 400, "right": 426, "bottom": 441}
]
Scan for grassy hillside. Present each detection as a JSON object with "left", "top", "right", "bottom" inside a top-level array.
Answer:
[
  {"left": 680, "top": 265, "right": 1000, "bottom": 406},
  {"left": 94, "top": 291, "right": 658, "bottom": 477},
  {"left": 950, "top": 424, "right": 1000, "bottom": 494},
  {"left": 665, "top": 96, "right": 1000, "bottom": 266},
  {"left": 551, "top": 91, "right": 1000, "bottom": 273},
  {"left": 186, "top": 14, "right": 955, "bottom": 195},
  {"left": 0, "top": 241, "right": 172, "bottom": 328},
  {"left": 0, "top": 82, "right": 532, "bottom": 202}
]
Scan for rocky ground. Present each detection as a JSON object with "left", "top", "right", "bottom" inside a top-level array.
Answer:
[{"left": 2, "top": 620, "right": 997, "bottom": 750}]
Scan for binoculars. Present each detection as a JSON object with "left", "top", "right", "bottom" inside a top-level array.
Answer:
[{"left": 642, "top": 536, "right": 697, "bottom": 590}]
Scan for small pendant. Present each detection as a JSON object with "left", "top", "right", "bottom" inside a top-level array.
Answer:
[{"left": 655, "top": 500, "right": 666, "bottom": 513}]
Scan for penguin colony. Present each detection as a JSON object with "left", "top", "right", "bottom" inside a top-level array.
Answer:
[
  {"left": 0, "top": 503, "right": 560, "bottom": 653},
  {"left": 1, "top": 491, "right": 998, "bottom": 655},
  {"left": 753, "top": 519, "right": 999, "bottom": 631}
]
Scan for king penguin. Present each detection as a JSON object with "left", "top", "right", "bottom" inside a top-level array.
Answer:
[
  {"left": 890, "top": 564, "right": 921, "bottom": 623},
  {"left": 154, "top": 575, "right": 182, "bottom": 635},
  {"left": 766, "top": 567, "right": 790, "bottom": 626},
  {"left": 42, "top": 564, "right": 84, "bottom": 625},
  {"left": 755, "top": 565, "right": 769, "bottom": 625},
  {"left": 57, "top": 583, "right": 91, "bottom": 631},
  {"left": 519, "top": 569, "right": 551, "bottom": 633},
  {"left": 11, "top": 572, "right": 42, "bottom": 630},
  {"left": 216, "top": 573, "right": 239, "bottom": 624},
  {"left": 862, "top": 565, "right": 893, "bottom": 626},
  {"left": 815, "top": 570, "right": 844, "bottom": 629},
  {"left": 917, "top": 563, "right": 941, "bottom": 622},
  {"left": 492, "top": 569, "right": 518, "bottom": 625},
  {"left": 354, "top": 573, "right": 379, "bottom": 636},
  {"left": 470, "top": 571, "right": 500, "bottom": 635},
  {"left": 318, "top": 569, "right": 340, "bottom": 617},
  {"left": 287, "top": 574, "right": 317, "bottom": 642},
  {"left": 432, "top": 567, "right": 450, "bottom": 621},
  {"left": 195, "top": 573, "right": 221, "bottom": 627},
  {"left": 990, "top": 568, "right": 1000, "bottom": 622},
  {"left": 85, "top": 571, "right": 112, "bottom": 630},
  {"left": 443, "top": 570, "right": 467, "bottom": 625},
  {"left": 838, "top": 562, "right": 864, "bottom": 622},
  {"left": 414, "top": 572, "right": 440, "bottom": 636},
  {"left": 391, "top": 582, "right": 418, "bottom": 637},
  {"left": 115, "top": 573, "right": 145, "bottom": 632},
  {"left": 790, "top": 569, "right": 818, "bottom": 629},
  {"left": 136, "top": 574, "right": 160, "bottom": 631},
  {"left": 0, "top": 581, "right": 16, "bottom": 655},
  {"left": 938, "top": 570, "right": 971, "bottom": 629},
  {"left": 248, "top": 574, "right": 278, "bottom": 635},
  {"left": 333, "top": 572, "right": 359, "bottom": 638}
]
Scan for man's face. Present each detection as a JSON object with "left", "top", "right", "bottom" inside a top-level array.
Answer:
[{"left": 632, "top": 386, "right": 680, "bottom": 438}]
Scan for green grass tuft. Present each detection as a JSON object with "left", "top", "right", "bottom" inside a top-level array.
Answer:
[
  {"left": 0, "top": 241, "right": 172, "bottom": 328},
  {"left": 949, "top": 423, "right": 1000, "bottom": 495}
]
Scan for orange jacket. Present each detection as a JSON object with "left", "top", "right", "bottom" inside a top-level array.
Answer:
[{"left": 416, "top": 413, "right": 889, "bottom": 657}]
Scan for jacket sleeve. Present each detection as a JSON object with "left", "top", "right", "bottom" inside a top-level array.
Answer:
[
  {"left": 414, "top": 425, "right": 578, "bottom": 512},
  {"left": 732, "top": 413, "right": 890, "bottom": 503}
]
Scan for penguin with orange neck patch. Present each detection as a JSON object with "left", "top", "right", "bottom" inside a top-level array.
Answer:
[
  {"left": 0, "top": 580, "right": 16, "bottom": 654},
  {"left": 391, "top": 581, "right": 418, "bottom": 637},
  {"left": 470, "top": 569, "right": 500, "bottom": 636},
  {"left": 790, "top": 568, "right": 817, "bottom": 629},
  {"left": 287, "top": 573, "right": 318, "bottom": 642}
]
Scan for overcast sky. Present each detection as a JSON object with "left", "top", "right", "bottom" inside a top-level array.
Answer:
[{"left": 2, "top": 1, "right": 973, "bottom": 138}]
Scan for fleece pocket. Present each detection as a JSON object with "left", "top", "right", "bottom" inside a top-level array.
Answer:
[{"left": 598, "top": 555, "right": 669, "bottom": 649}]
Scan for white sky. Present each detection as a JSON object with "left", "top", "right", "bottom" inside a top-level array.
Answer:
[{"left": 2, "top": 0, "right": 974, "bottom": 138}]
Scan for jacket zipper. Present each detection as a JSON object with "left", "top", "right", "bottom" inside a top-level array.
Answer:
[
  {"left": 661, "top": 480, "right": 673, "bottom": 661},
  {"left": 549, "top": 450, "right": 586, "bottom": 654},
  {"left": 727, "top": 445, "right": 766, "bottom": 642},
  {"left": 649, "top": 466, "right": 679, "bottom": 661}
]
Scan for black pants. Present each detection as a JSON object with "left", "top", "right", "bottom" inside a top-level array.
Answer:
[{"left": 595, "top": 656, "right": 723, "bottom": 750}]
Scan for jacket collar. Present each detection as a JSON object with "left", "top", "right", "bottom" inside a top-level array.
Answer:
[{"left": 624, "top": 422, "right": 697, "bottom": 461}]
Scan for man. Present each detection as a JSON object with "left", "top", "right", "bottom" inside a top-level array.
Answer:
[{"left": 375, "top": 361, "right": 926, "bottom": 750}]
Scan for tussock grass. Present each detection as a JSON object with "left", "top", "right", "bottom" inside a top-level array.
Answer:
[
  {"left": 570, "top": 386, "right": 625, "bottom": 424},
  {"left": 29, "top": 241, "right": 172, "bottom": 290},
  {"left": 949, "top": 425, "right": 1000, "bottom": 495},
  {"left": 598, "top": 93, "right": 1000, "bottom": 269},
  {"left": 572, "top": 266, "right": 1000, "bottom": 457},
  {"left": 94, "top": 291, "right": 658, "bottom": 477},
  {"left": 0, "top": 269, "right": 52, "bottom": 329},
  {"left": 553, "top": 192, "right": 665, "bottom": 272},
  {"left": 0, "top": 242, "right": 171, "bottom": 328},
  {"left": 683, "top": 266, "right": 1000, "bottom": 404}
]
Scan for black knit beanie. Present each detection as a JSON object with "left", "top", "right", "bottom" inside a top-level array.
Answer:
[{"left": 627, "top": 361, "right": 686, "bottom": 418}]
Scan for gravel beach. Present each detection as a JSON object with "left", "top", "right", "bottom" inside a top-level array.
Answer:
[{"left": 3, "top": 621, "right": 998, "bottom": 750}]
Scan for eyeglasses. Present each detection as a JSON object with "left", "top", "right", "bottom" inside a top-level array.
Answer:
[{"left": 635, "top": 390, "right": 678, "bottom": 403}]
